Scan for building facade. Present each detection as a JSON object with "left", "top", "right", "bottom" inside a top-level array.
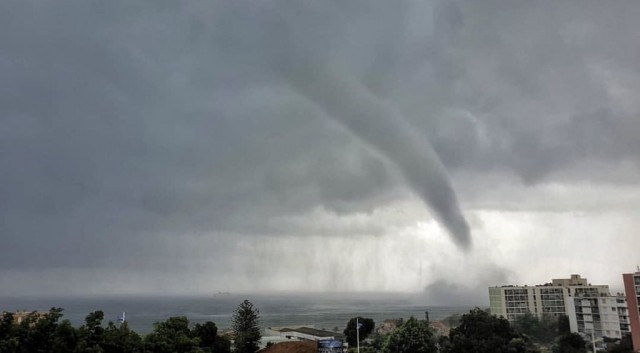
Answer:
[
  {"left": 489, "top": 274, "right": 628, "bottom": 349},
  {"left": 565, "top": 295, "right": 629, "bottom": 341},
  {"left": 489, "top": 275, "right": 610, "bottom": 321},
  {"left": 623, "top": 271, "right": 640, "bottom": 352}
]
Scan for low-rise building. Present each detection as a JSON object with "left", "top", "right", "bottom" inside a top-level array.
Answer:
[{"left": 265, "top": 326, "right": 344, "bottom": 342}]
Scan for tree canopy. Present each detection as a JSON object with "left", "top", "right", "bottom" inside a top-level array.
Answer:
[
  {"left": 512, "top": 313, "right": 564, "bottom": 344},
  {"left": 552, "top": 332, "right": 588, "bottom": 353},
  {"left": 194, "top": 321, "right": 231, "bottom": 353},
  {"left": 383, "top": 316, "right": 437, "bottom": 353},
  {"left": 144, "top": 316, "right": 201, "bottom": 353},
  {"left": 605, "top": 335, "right": 634, "bottom": 353},
  {"left": 343, "top": 317, "right": 375, "bottom": 347},
  {"left": 231, "top": 299, "right": 261, "bottom": 353},
  {"left": 440, "top": 308, "right": 540, "bottom": 353},
  {"left": 0, "top": 308, "right": 230, "bottom": 353}
]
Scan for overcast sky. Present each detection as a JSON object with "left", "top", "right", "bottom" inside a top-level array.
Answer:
[{"left": 1, "top": 0, "right": 639, "bottom": 304}]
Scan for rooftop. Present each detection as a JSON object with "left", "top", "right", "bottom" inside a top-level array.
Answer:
[
  {"left": 258, "top": 341, "right": 317, "bottom": 353},
  {"left": 274, "top": 327, "right": 343, "bottom": 339}
]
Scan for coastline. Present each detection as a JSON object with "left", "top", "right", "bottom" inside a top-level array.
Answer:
[{"left": 0, "top": 292, "right": 478, "bottom": 334}]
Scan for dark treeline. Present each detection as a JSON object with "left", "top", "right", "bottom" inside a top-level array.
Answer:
[
  {"left": 1, "top": 306, "right": 634, "bottom": 353},
  {"left": 365, "top": 308, "right": 633, "bottom": 353},
  {"left": 0, "top": 307, "right": 231, "bottom": 353}
]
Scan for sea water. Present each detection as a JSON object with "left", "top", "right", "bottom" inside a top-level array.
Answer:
[{"left": 0, "top": 292, "right": 476, "bottom": 334}]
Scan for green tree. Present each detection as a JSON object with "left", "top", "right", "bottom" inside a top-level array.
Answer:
[
  {"left": 552, "top": 333, "right": 587, "bottom": 353},
  {"left": 343, "top": 317, "right": 375, "bottom": 347},
  {"left": 10, "top": 312, "right": 40, "bottom": 353},
  {"left": 144, "top": 316, "right": 201, "bottom": 353},
  {"left": 371, "top": 333, "right": 390, "bottom": 352},
  {"left": 0, "top": 312, "right": 19, "bottom": 353},
  {"left": 382, "top": 317, "right": 436, "bottom": 353},
  {"left": 193, "top": 321, "right": 230, "bottom": 353},
  {"left": 441, "top": 308, "right": 540, "bottom": 353},
  {"left": 558, "top": 315, "right": 571, "bottom": 335},
  {"left": 77, "top": 310, "right": 105, "bottom": 353},
  {"left": 231, "top": 300, "right": 261, "bottom": 353},
  {"left": 216, "top": 335, "right": 232, "bottom": 353},
  {"left": 605, "top": 335, "right": 633, "bottom": 353},
  {"left": 101, "top": 321, "right": 143, "bottom": 353},
  {"left": 52, "top": 319, "right": 79, "bottom": 353},
  {"left": 513, "top": 313, "right": 559, "bottom": 344},
  {"left": 23, "top": 307, "right": 64, "bottom": 353}
]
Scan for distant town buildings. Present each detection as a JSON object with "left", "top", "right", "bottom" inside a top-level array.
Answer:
[
  {"left": 1, "top": 310, "right": 48, "bottom": 325},
  {"left": 428, "top": 321, "right": 450, "bottom": 337},
  {"left": 375, "top": 318, "right": 403, "bottom": 335},
  {"left": 374, "top": 317, "right": 450, "bottom": 337},
  {"left": 489, "top": 274, "right": 630, "bottom": 350},
  {"left": 623, "top": 270, "right": 640, "bottom": 352}
]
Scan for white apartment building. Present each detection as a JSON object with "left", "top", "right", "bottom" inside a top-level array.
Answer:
[
  {"left": 489, "top": 275, "right": 610, "bottom": 321},
  {"left": 565, "top": 294, "right": 630, "bottom": 341},
  {"left": 489, "top": 274, "right": 628, "bottom": 348}
]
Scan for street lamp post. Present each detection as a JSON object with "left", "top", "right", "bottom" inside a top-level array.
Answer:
[{"left": 356, "top": 317, "right": 360, "bottom": 353}]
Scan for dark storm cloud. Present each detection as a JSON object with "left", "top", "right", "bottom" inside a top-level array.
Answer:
[
  {"left": 392, "top": 0, "right": 640, "bottom": 184},
  {"left": 0, "top": 0, "right": 405, "bottom": 270},
  {"left": 1, "top": 0, "right": 640, "bottom": 293}
]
